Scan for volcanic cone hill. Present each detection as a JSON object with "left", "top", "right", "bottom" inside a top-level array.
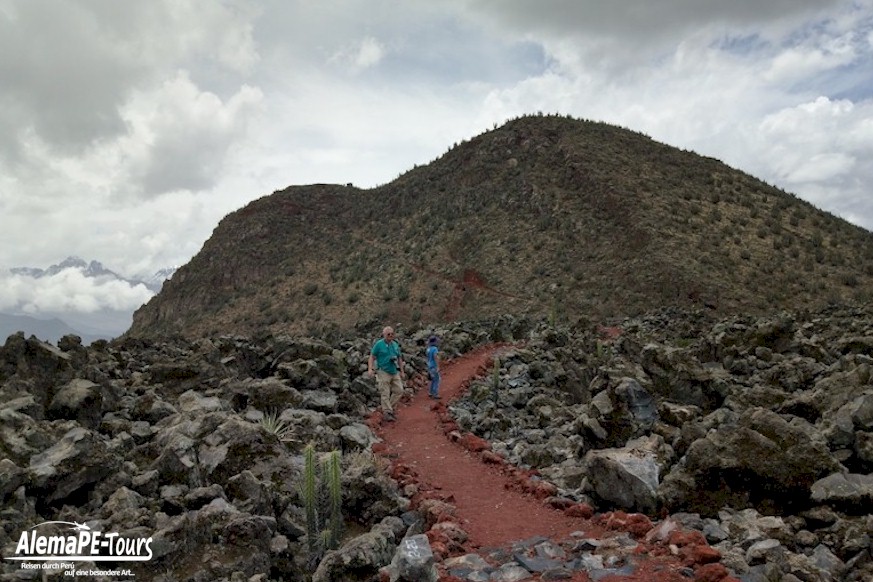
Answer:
[{"left": 128, "top": 114, "right": 873, "bottom": 338}]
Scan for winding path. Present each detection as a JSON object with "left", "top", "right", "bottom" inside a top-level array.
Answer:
[
  {"left": 370, "top": 345, "right": 737, "bottom": 582},
  {"left": 377, "top": 345, "right": 586, "bottom": 547}
]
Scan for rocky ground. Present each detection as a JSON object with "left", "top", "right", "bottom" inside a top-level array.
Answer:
[
  {"left": 372, "top": 347, "right": 742, "bottom": 582},
  {"left": 444, "top": 306, "right": 873, "bottom": 581},
  {"left": 0, "top": 306, "right": 871, "bottom": 581}
]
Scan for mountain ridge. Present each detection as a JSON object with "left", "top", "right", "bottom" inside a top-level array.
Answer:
[{"left": 128, "top": 114, "right": 873, "bottom": 338}]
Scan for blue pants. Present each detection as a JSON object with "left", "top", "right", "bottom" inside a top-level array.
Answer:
[{"left": 428, "top": 368, "right": 440, "bottom": 397}]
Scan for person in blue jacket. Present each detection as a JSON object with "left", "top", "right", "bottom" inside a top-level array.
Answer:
[{"left": 426, "top": 335, "right": 441, "bottom": 399}]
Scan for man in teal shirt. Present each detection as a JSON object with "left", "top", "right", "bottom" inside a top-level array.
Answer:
[{"left": 368, "top": 326, "right": 405, "bottom": 421}]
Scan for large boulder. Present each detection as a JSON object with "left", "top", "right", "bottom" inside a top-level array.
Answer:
[
  {"left": 144, "top": 497, "right": 280, "bottom": 580},
  {"left": 386, "top": 533, "right": 439, "bottom": 582},
  {"left": 0, "top": 403, "right": 55, "bottom": 463},
  {"left": 810, "top": 361, "right": 872, "bottom": 419},
  {"left": 148, "top": 416, "right": 205, "bottom": 487},
  {"left": 339, "top": 423, "right": 378, "bottom": 452},
  {"left": 343, "top": 452, "right": 409, "bottom": 525},
  {"left": 28, "top": 426, "right": 120, "bottom": 505},
  {"left": 205, "top": 415, "right": 300, "bottom": 487},
  {"left": 588, "top": 377, "right": 659, "bottom": 446},
  {"left": 276, "top": 351, "right": 348, "bottom": 391},
  {"left": 47, "top": 378, "right": 104, "bottom": 428},
  {"left": 614, "top": 377, "right": 658, "bottom": 430},
  {"left": 0, "top": 458, "right": 25, "bottom": 501},
  {"left": 810, "top": 473, "right": 873, "bottom": 512},
  {"left": 301, "top": 389, "right": 339, "bottom": 413},
  {"left": 312, "top": 517, "right": 404, "bottom": 582},
  {"left": 226, "top": 469, "right": 273, "bottom": 515},
  {"left": 659, "top": 408, "right": 841, "bottom": 515},
  {"left": 584, "top": 435, "right": 667, "bottom": 514},
  {"left": 226, "top": 377, "right": 303, "bottom": 412},
  {"left": 640, "top": 343, "right": 731, "bottom": 411},
  {"left": 0, "top": 333, "right": 75, "bottom": 408},
  {"left": 146, "top": 410, "right": 299, "bottom": 491}
]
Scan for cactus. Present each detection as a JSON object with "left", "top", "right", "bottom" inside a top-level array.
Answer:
[
  {"left": 325, "top": 450, "right": 343, "bottom": 549},
  {"left": 300, "top": 443, "right": 319, "bottom": 560},
  {"left": 299, "top": 443, "right": 343, "bottom": 568}
]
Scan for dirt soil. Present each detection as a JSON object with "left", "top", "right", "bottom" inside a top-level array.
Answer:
[{"left": 369, "top": 345, "right": 740, "bottom": 582}]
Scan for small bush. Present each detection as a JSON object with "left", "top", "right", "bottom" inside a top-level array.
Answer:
[{"left": 841, "top": 273, "right": 859, "bottom": 287}]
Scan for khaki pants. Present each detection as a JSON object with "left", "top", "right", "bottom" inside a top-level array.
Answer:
[{"left": 376, "top": 370, "right": 404, "bottom": 414}]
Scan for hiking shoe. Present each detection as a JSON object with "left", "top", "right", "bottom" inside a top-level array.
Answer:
[
  {"left": 383, "top": 412, "right": 396, "bottom": 422},
  {"left": 430, "top": 394, "right": 441, "bottom": 400}
]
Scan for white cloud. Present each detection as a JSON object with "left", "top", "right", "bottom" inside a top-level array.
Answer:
[
  {"left": 329, "top": 37, "right": 386, "bottom": 72},
  {"left": 0, "top": 0, "right": 259, "bottom": 156},
  {"left": 752, "top": 96, "right": 873, "bottom": 224},
  {"left": 0, "top": 0, "right": 267, "bottom": 278},
  {"left": 121, "top": 71, "right": 264, "bottom": 196},
  {"left": 156, "top": 0, "right": 260, "bottom": 73},
  {"left": 0, "top": 270, "right": 154, "bottom": 314},
  {"left": 765, "top": 41, "right": 855, "bottom": 84}
]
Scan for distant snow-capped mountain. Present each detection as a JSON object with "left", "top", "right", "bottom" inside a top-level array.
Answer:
[
  {"left": 1, "top": 257, "right": 176, "bottom": 343},
  {"left": 10, "top": 256, "right": 175, "bottom": 292},
  {"left": 11, "top": 256, "right": 116, "bottom": 278}
]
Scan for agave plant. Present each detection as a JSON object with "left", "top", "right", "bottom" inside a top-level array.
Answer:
[{"left": 258, "top": 409, "right": 295, "bottom": 443}]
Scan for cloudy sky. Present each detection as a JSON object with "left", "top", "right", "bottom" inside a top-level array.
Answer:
[{"left": 1, "top": 0, "right": 873, "bottom": 318}]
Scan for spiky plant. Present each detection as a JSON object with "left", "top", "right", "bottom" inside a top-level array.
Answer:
[
  {"left": 300, "top": 443, "right": 319, "bottom": 561},
  {"left": 259, "top": 409, "right": 295, "bottom": 443},
  {"left": 318, "top": 529, "right": 334, "bottom": 556},
  {"left": 324, "top": 450, "right": 343, "bottom": 549},
  {"left": 299, "top": 444, "right": 343, "bottom": 568}
]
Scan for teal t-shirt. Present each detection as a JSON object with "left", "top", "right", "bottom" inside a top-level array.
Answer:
[{"left": 371, "top": 339, "right": 402, "bottom": 374}]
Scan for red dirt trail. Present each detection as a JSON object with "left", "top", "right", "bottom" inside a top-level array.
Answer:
[
  {"left": 368, "top": 344, "right": 739, "bottom": 582},
  {"left": 377, "top": 345, "right": 586, "bottom": 547}
]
